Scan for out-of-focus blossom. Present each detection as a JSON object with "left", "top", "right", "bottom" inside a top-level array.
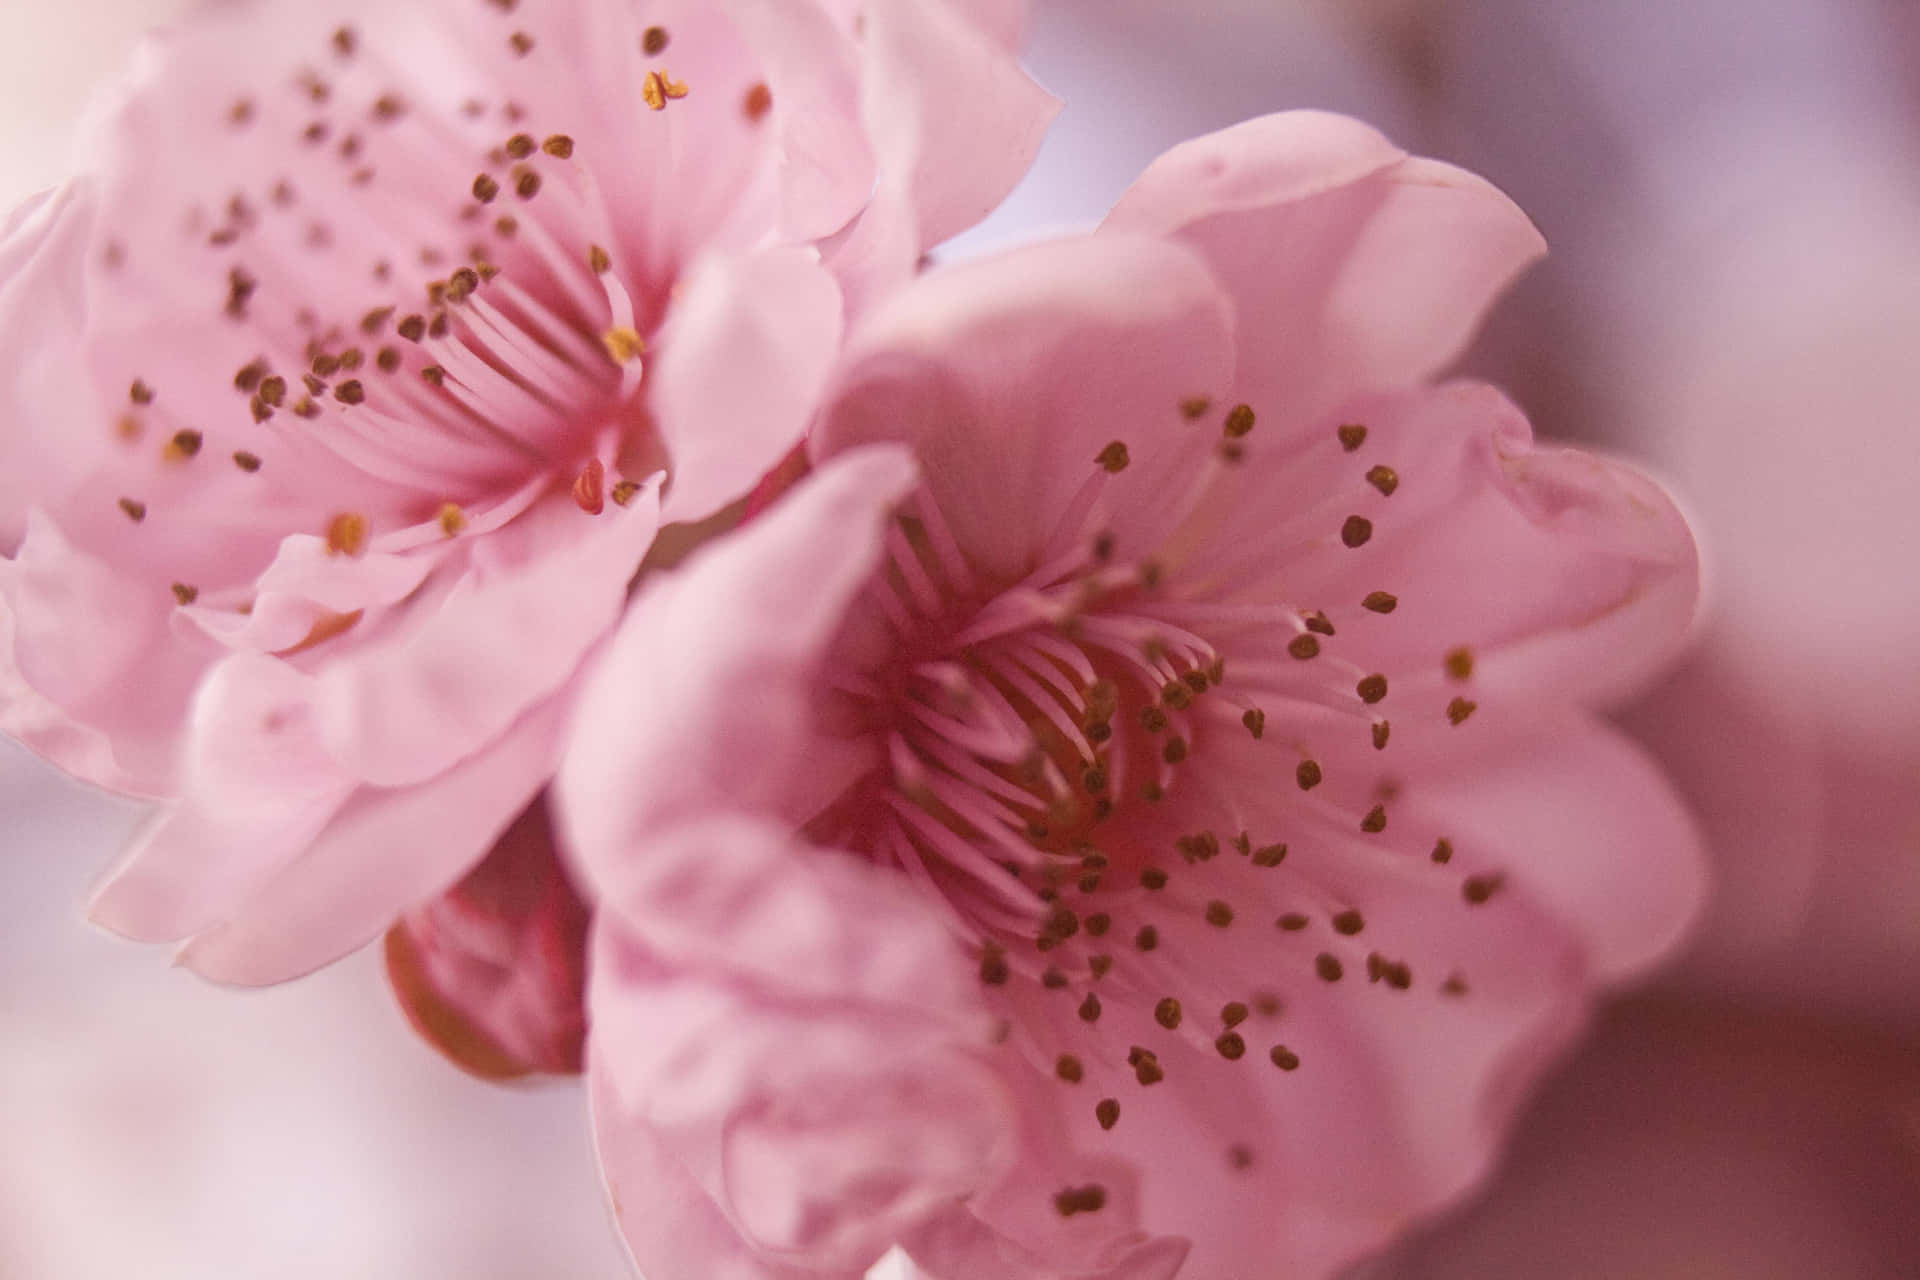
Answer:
[
  {"left": 0, "top": 0, "right": 1054, "bottom": 986},
  {"left": 559, "top": 112, "right": 1704, "bottom": 1279}
]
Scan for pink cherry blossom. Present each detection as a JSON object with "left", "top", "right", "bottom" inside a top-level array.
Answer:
[
  {"left": 0, "top": 0, "right": 1055, "bottom": 984},
  {"left": 559, "top": 112, "right": 1706, "bottom": 1279}
]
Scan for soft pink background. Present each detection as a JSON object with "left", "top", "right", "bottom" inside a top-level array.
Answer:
[{"left": 5, "top": 2, "right": 1917, "bottom": 1277}]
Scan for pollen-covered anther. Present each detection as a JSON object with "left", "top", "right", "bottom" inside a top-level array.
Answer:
[
  {"left": 507, "top": 30, "right": 535, "bottom": 56},
  {"left": 1134, "top": 924, "right": 1159, "bottom": 952},
  {"left": 1301, "top": 610, "right": 1335, "bottom": 636},
  {"left": 1053, "top": 1185, "right": 1107, "bottom": 1217},
  {"left": 1447, "top": 697, "right": 1478, "bottom": 725},
  {"left": 1332, "top": 908, "right": 1365, "bottom": 936},
  {"left": 129, "top": 379, "right": 155, "bottom": 406},
  {"left": 1463, "top": 873, "right": 1506, "bottom": 905},
  {"left": 1362, "top": 590, "right": 1398, "bottom": 613},
  {"left": 1277, "top": 913, "right": 1309, "bottom": 932},
  {"left": 170, "top": 582, "right": 198, "bottom": 606},
  {"left": 436, "top": 503, "right": 467, "bottom": 537},
  {"left": 1287, "top": 634, "right": 1320, "bottom": 660},
  {"left": 1055, "top": 1054, "right": 1084, "bottom": 1083},
  {"left": 1241, "top": 707, "right": 1266, "bottom": 739},
  {"left": 1431, "top": 838, "right": 1454, "bottom": 864},
  {"left": 1366, "top": 953, "right": 1413, "bottom": 989},
  {"left": 743, "top": 83, "right": 773, "bottom": 122},
  {"left": 1337, "top": 423, "right": 1368, "bottom": 452},
  {"left": 1204, "top": 900, "right": 1234, "bottom": 928},
  {"left": 601, "top": 326, "right": 645, "bottom": 365},
  {"left": 1251, "top": 842, "right": 1286, "bottom": 868},
  {"left": 1445, "top": 647, "right": 1475, "bottom": 680},
  {"left": 641, "top": 69, "right": 690, "bottom": 111},
  {"left": 1128, "top": 1046, "right": 1165, "bottom": 1085},
  {"left": 978, "top": 947, "right": 1010, "bottom": 986},
  {"left": 326, "top": 512, "right": 369, "bottom": 557},
  {"left": 1222, "top": 403, "right": 1255, "bottom": 438},
  {"left": 117, "top": 497, "right": 146, "bottom": 523},
  {"left": 1078, "top": 993, "right": 1102, "bottom": 1023},
  {"left": 231, "top": 451, "right": 262, "bottom": 473},
  {"left": 1371, "top": 720, "right": 1390, "bottom": 750},
  {"left": 1269, "top": 1045, "right": 1301, "bottom": 1071},
  {"left": 1315, "top": 953, "right": 1344, "bottom": 982},
  {"left": 1365, "top": 465, "right": 1399, "bottom": 496},
  {"left": 587, "top": 244, "right": 612, "bottom": 274},
  {"left": 1154, "top": 997, "right": 1183, "bottom": 1030},
  {"left": 1360, "top": 804, "right": 1387, "bottom": 833},
  {"left": 1215, "top": 1031, "right": 1246, "bottom": 1060},
  {"left": 1356, "top": 673, "right": 1388, "bottom": 704},
  {"left": 573, "top": 458, "right": 606, "bottom": 515},
  {"left": 1341, "top": 515, "right": 1373, "bottom": 548},
  {"left": 164, "top": 429, "right": 203, "bottom": 462},
  {"left": 541, "top": 133, "right": 574, "bottom": 158},
  {"left": 1295, "top": 760, "right": 1322, "bottom": 790},
  {"left": 471, "top": 172, "right": 501, "bottom": 203},
  {"left": 1095, "top": 1098, "right": 1120, "bottom": 1130},
  {"left": 1095, "top": 440, "right": 1130, "bottom": 473}
]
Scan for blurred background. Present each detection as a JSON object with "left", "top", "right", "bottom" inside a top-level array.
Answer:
[{"left": 3, "top": 1, "right": 1917, "bottom": 1275}]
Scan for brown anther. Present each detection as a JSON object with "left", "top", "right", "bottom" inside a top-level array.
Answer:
[
  {"left": 1315, "top": 953, "right": 1344, "bottom": 982},
  {"left": 1295, "top": 760, "right": 1322, "bottom": 790},
  {"left": 1179, "top": 396, "right": 1212, "bottom": 420},
  {"left": 310, "top": 353, "right": 341, "bottom": 379},
  {"left": 437, "top": 503, "right": 466, "bottom": 537},
  {"left": 1095, "top": 440, "right": 1130, "bottom": 473},
  {"left": 117, "top": 497, "right": 147, "bottom": 523},
  {"left": 1277, "top": 913, "right": 1309, "bottom": 932},
  {"left": 1463, "top": 873, "right": 1505, "bottom": 906},
  {"left": 601, "top": 326, "right": 645, "bottom": 364},
  {"left": 1360, "top": 804, "right": 1387, "bottom": 833},
  {"left": 1042, "top": 967, "right": 1068, "bottom": 990},
  {"left": 338, "top": 348, "right": 365, "bottom": 373},
  {"left": 642, "top": 69, "right": 690, "bottom": 110},
  {"left": 1221, "top": 1002, "right": 1250, "bottom": 1028},
  {"left": 1095, "top": 1098, "right": 1120, "bottom": 1130},
  {"left": 641, "top": 25, "right": 669, "bottom": 55},
  {"left": 1056, "top": 1054, "right": 1084, "bottom": 1083},
  {"left": 1077, "top": 874, "right": 1101, "bottom": 893},
  {"left": 1181, "top": 668, "right": 1209, "bottom": 694},
  {"left": 541, "top": 134, "right": 574, "bottom": 158},
  {"left": 493, "top": 214, "right": 518, "bottom": 237},
  {"left": 1153, "top": 998, "right": 1183, "bottom": 1030},
  {"left": 1134, "top": 925, "right": 1159, "bottom": 952},
  {"left": 257, "top": 375, "right": 287, "bottom": 408},
  {"left": 376, "top": 347, "right": 401, "bottom": 374},
  {"left": 1053, "top": 1185, "right": 1107, "bottom": 1217},
  {"left": 448, "top": 266, "right": 481, "bottom": 302},
  {"left": 164, "top": 429, "right": 203, "bottom": 461},
  {"left": 609, "top": 480, "right": 642, "bottom": 508},
  {"left": 326, "top": 512, "right": 369, "bottom": 557},
  {"left": 1332, "top": 908, "right": 1365, "bottom": 936},
  {"left": 228, "top": 98, "right": 254, "bottom": 127},
  {"left": 574, "top": 457, "right": 606, "bottom": 514},
  {"left": 231, "top": 451, "right": 262, "bottom": 473},
  {"left": 1242, "top": 707, "right": 1266, "bottom": 739},
  {"left": 1215, "top": 1032, "right": 1246, "bottom": 1061},
  {"left": 1161, "top": 737, "right": 1188, "bottom": 766},
  {"left": 1288, "top": 634, "right": 1321, "bottom": 660},
  {"left": 1129, "top": 1047, "right": 1165, "bottom": 1085},
  {"left": 1341, "top": 515, "right": 1373, "bottom": 548},
  {"left": 1431, "top": 838, "right": 1454, "bottom": 865},
  {"left": 395, "top": 314, "right": 426, "bottom": 343},
  {"left": 1269, "top": 1045, "right": 1301, "bottom": 1071},
  {"left": 1447, "top": 697, "right": 1479, "bottom": 726},
  {"left": 1222, "top": 403, "right": 1256, "bottom": 438},
  {"left": 303, "top": 121, "right": 330, "bottom": 146},
  {"left": 428, "top": 313, "right": 451, "bottom": 339},
  {"left": 1302, "top": 610, "right": 1335, "bottom": 636},
  {"left": 1159, "top": 680, "right": 1191, "bottom": 711},
  {"left": 743, "top": 83, "right": 772, "bottom": 122},
  {"left": 1337, "top": 422, "right": 1368, "bottom": 451},
  {"left": 129, "top": 379, "right": 155, "bottom": 406},
  {"left": 1084, "top": 720, "right": 1113, "bottom": 745},
  {"left": 1084, "top": 912, "right": 1111, "bottom": 937},
  {"left": 292, "top": 398, "right": 320, "bottom": 419},
  {"left": 979, "top": 948, "right": 1010, "bottom": 986},
  {"left": 250, "top": 396, "right": 274, "bottom": 423},
  {"left": 1136, "top": 706, "right": 1168, "bottom": 734},
  {"left": 1088, "top": 954, "right": 1113, "bottom": 979},
  {"left": 233, "top": 359, "right": 269, "bottom": 393},
  {"left": 587, "top": 244, "right": 612, "bottom": 274},
  {"left": 1078, "top": 993, "right": 1102, "bottom": 1023},
  {"left": 1444, "top": 647, "right": 1475, "bottom": 680},
  {"left": 1251, "top": 842, "right": 1287, "bottom": 868},
  {"left": 333, "top": 379, "right": 365, "bottom": 405},
  {"left": 170, "top": 583, "right": 198, "bottom": 606},
  {"left": 1228, "top": 1144, "right": 1255, "bottom": 1171},
  {"left": 1365, "top": 465, "right": 1399, "bottom": 496},
  {"left": 1204, "top": 901, "right": 1234, "bottom": 928},
  {"left": 331, "top": 25, "right": 357, "bottom": 57},
  {"left": 1356, "top": 673, "right": 1388, "bottom": 704},
  {"left": 508, "top": 30, "right": 535, "bottom": 56},
  {"left": 1215, "top": 440, "right": 1245, "bottom": 465},
  {"left": 1371, "top": 721, "right": 1390, "bottom": 751},
  {"left": 1139, "top": 867, "right": 1169, "bottom": 891},
  {"left": 371, "top": 93, "right": 406, "bottom": 122},
  {"left": 114, "top": 414, "right": 140, "bottom": 442},
  {"left": 1080, "top": 766, "right": 1107, "bottom": 794},
  {"left": 514, "top": 168, "right": 542, "bottom": 199}
]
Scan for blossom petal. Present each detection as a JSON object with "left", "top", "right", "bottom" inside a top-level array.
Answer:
[
  {"left": 814, "top": 235, "right": 1236, "bottom": 583},
  {"left": 585, "top": 814, "right": 1008, "bottom": 1273},
  {"left": 177, "top": 694, "right": 566, "bottom": 985},
  {"left": 315, "top": 481, "right": 660, "bottom": 788},
  {"left": 650, "top": 246, "right": 845, "bottom": 524},
  {"left": 1105, "top": 111, "right": 1546, "bottom": 428},
  {"left": 558, "top": 445, "right": 918, "bottom": 883}
]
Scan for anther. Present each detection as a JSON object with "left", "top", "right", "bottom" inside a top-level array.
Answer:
[
  {"left": 117, "top": 497, "right": 146, "bottom": 522},
  {"left": 333, "top": 380, "right": 365, "bottom": 405},
  {"left": 1215, "top": 1032, "right": 1246, "bottom": 1060},
  {"left": 1360, "top": 805, "right": 1387, "bottom": 833},
  {"left": 1442, "top": 974, "right": 1469, "bottom": 997},
  {"left": 1084, "top": 912, "right": 1111, "bottom": 937},
  {"left": 1088, "top": 954, "right": 1113, "bottom": 979},
  {"left": 165, "top": 430, "right": 203, "bottom": 461},
  {"left": 1161, "top": 737, "right": 1188, "bottom": 765},
  {"left": 573, "top": 458, "right": 606, "bottom": 514},
  {"left": 1139, "top": 868, "right": 1168, "bottom": 890},
  {"left": 1302, "top": 610, "right": 1335, "bottom": 636},
  {"left": 1056, "top": 1054, "right": 1084, "bottom": 1083},
  {"left": 1341, "top": 516, "right": 1373, "bottom": 548},
  {"left": 1365, "top": 465, "right": 1399, "bottom": 496},
  {"left": 1042, "top": 968, "right": 1068, "bottom": 990},
  {"left": 1241, "top": 708, "right": 1266, "bottom": 739},
  {"left": 1053, "top": 1185, "right": 1107, "bottom": 1217},
  {"left": 1371, "top": 721, "right": 1390, "bottom": 750},
  {"left": 642, "top": 25, "right": 669, "bottom": 55},
  {"left": 1288, "top": 634, "right": 1320, "bottom": 660},
  {"left": 1337, "top": 423, "right": 1368, "bottom": 451},
  {"left": 514, "top": 168, "right": 542, "bottom": 199},
  {"left": 1463, "top": 874, "right": 1505, "bottom": 905},
  {"left": 1277, "top": 913, "right": 1308, "bottom": 932},
  {"left": 1134, "top": 925, "right": 1159, "bottom": 952},
  {"left": 326, "top": 512, "right": 369, "bottom": 557},
  {"left": 1431, "top": 838, "right": 1454, "bottom": 864},
  {"left": 231, "top": 451, "right": 261, "bottom": 473},
  {"left": 1295, "top": 760, "right": 1322, "bottom": 790},
  {"left": 1315, "top": 953, "right": 1343, "bottom": 982},
  {"left": 170, "top": 583, "right": 198, "bottom": 606},
  {"left": 979, "top": 948, "right": 1010, "bottom": 986},
  {"left": 1095, "top": 441, "right": 1130, "bottom": 473},
  {"left": 1096, "top": 1098, "right": 1120, "bottom": 1130},
  {"left": 1251, "top": 842, "right": 1286, "bottom": 867},
  {"left": 588, "top": 244, "right": 612, "bottom": 274},
  {"left": 1221, "top": 1002, "right": 1249, "bottom": 1028},
  {"left": 1128, "top": 1046, "right": 1165, "bottom": 1085},
  {"left": 1154, "top": 998, "right": 1182, "bottom": 1030},
  {"left": 1078, "top": 993, "right": 1102, "bottom": 1023},
  {"left": 1362, "top": 591, "right": 1398, "bottom": 613},
  {"left": 1222, "top": 404, "right": 1255, "bottom": 438},
  {"left": 601, "top": 326, "right": 645, "bottom": 364},
  {"left": 1179, "top": 396, "right": 1211, "bottom": 420},
  {"left": 1269, "top": 1045, "right": 1300, "bottom": 1071},
  {"left": 129, "top": 379, "right": 154, "bottom": 406},
  {"left": 1356, "top": 674, "right": 1388, "bottom": 704},
  {"left": 1447, "top": 697, "right": 1478, "bottom": 725},
  {"left": 743, "top": 83, "right": 772, "bottom": 122},
  {"left": 541, "top": 134, "right": 574, "bottom": 158},
  {"left": 1445, "top": 647, "right": 1475, "bottom": 680},
  {"left": 610, "top": 479, "right": 642, "bottom": 507},
  {"left": 437, "top": 503, "right": 466, "bottom": 537},
  {"left": 258, "top": 375, "right": 287, "bottom": 407},
  {"left": 508, "top": 31, "right": 535, "bottom": 56},
  {"left": 1204, "top": 901, "right": 1234, "bottom": 928},
  {"left": 1332, "top": 909, "right": 1365, "bottom": 936}
]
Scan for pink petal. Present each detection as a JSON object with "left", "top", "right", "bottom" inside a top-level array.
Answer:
[
  {"left": 649, "top": 246, "right": 845, "bottom": 524},
  {"left": 178, "top": 694, "right": 567, "bottom": 985},
  {"left": 0, "top": 510, "right": 208, "bottom": 794},
  {"left": 558, "top": 445, "right": 918, "bottom": 883},
  {"left": 585, "top": 815, "right": 1007, "bottom": 1273},
  {"left": 813, "top": 234, "right": 1235, "bottom": 583},
  {"left": 1104, "top": 112, "right": 1546, "bottom": 428},
  {"left": 315, "top": 481, "right": 660, "bottom": 788}
]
